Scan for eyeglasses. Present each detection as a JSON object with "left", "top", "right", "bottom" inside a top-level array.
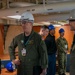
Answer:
[
  {"left": 21, "top": 21, "right": 28, "bottom": 24},
  {"left": 20, "top": 19, "right": 34, "bottom": 24}
]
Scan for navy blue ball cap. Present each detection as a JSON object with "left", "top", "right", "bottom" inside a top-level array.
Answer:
[
  {"left": 48, "top": 24, "right": 55, "bottom": 30},
  {"left": 6, "top": 62, "right": 14, "bottom": 72},
  {"left": 59, "top": 28, "right": 65, "bottom": 33}
]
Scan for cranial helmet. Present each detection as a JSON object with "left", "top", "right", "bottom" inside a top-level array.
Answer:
[
  {"left": 59, "top": 28, "right": 65, "bottom": 33},
  {"left": 6, "top": 62, "right": 15, "bottom": 72},
  {"left": 20, "top": 12, "right": 34, "bottom": 23},
  {"left": 48, "top": 24, "right": 55, "bottom": 30}
]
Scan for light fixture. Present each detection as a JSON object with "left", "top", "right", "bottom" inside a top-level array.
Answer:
[
  {"left": 58, "top": 22, "right": 67, "bottom": 25},
  {"left": 7, "top": 15, "right": 21, "bottom": 19},
  {"left": 53, "top": 24, "right": 61, "bottom": 27},
  {"left": 41, "top": 22, "right": 50, "bottom": 25}
]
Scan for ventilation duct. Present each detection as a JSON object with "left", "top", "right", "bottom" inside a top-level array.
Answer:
[{"left": 9, "top": 2, "right": 36, "bottom": 8}]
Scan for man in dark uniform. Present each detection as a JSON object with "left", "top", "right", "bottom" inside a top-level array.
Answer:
[
  {"left": 45, "top": 24, "right": 57, "bottom": 75},
  {"left": 68, "top": 9, "right": 75, "bottom": 75},
  {"left": 9, "top": 12, "right": 48, "bottom": 75}
]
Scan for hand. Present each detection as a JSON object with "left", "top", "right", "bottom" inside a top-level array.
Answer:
[
  {"left": 64, "top": 50, "right": 68, "bottom": 54},
  {"left": 40, "top": 68, "right": 47, "bottom": 75},
  {"left": 12, "top": 59, "right": 20, "bottom": 65}
]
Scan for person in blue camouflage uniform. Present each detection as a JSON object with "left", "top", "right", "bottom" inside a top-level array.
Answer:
[
  {"left": 9, "top": 12, "right": 48, "bottom": 75},
  {"left": 56, "top": 28, "right": 68, "bottom": 75}
]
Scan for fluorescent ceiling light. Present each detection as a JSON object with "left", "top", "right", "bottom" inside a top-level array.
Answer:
[
  {"left": 7, "top": 15, "right": 21, "bottom": 19},
  {"left": 38, "top": 21, "right": 50, "bottom": 25},
  {"left": 58, "top": 22, "right": 67, "bottom": 25},
  {"left": 41, "top": 22, "right": 50, "bottom": 25},
  {"left": 33, "top": 23, "right": 43, "bottom": 26},
  {"left": 53, "top": 24, "right": 61, "bottom": 27},
  {"left": 9, "top": 2, "right": 36, "bottom": 8}
]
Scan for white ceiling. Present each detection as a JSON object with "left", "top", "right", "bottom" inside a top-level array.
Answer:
[
  {"left": 0, "top": 0, "right": 75, "bottom": 25},
  {"left": 9, "top": 0, "right": 75, "bottom": 5},
  {"left": 47, "top": 0, "right": 75, "bottom": 2}
]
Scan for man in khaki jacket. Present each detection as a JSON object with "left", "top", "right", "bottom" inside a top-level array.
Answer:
[{"left": 9, "top": 12, "right": 48, "bottom": 75}]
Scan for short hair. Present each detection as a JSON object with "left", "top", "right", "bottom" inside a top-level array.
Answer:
[{"left": 41, "top": 25, "right": 49, "bottom": 30}]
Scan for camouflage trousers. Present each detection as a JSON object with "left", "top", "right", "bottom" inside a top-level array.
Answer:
[{"left": 58, "top": 53, "right": 66, "bottom": 74}]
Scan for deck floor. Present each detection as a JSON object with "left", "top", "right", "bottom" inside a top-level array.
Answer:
[{"left": 0, "top": 54, "right": 70, "bottom": 75}]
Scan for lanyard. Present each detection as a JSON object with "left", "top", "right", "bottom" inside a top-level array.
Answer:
[
  {"left": 24, "top": 32, "right": 33, "bottom": 46},
  {"left": 24, "top": 37, "right": 30, "bottom": 46}
]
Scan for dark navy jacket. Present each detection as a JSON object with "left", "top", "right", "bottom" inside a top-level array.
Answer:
[{"left": 45, "top": 34, "right": 57, "bottom": 55}]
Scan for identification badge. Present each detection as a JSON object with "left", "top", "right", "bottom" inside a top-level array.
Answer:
[
  {"left": 21, "top": 48, "right": 26, "bottom": 56},
  {"left": 65, "top": 45, "right": 67, "bottom": 49}
]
